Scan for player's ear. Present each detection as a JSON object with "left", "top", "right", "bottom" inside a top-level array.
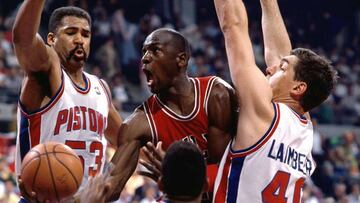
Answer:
[
  {"left": 47, "top": 32, "right": 56, "bottom": 46},
  {"left": 290, "top": 81, "right": 307, "bottom": 100},
  {"left": 176, "top": 52, "right": 188, "bottom": 69}
]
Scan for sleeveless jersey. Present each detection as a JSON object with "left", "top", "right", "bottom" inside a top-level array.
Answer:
[
  {"left": 143, "top": 76, "right": 217, "bottom": 155},
  {"left": 143, "top": 76, "right": 218, "bottom": 196},
  {"left": 213, "top": 103, "right": 316, "bottom": 203},
  {"left": 15, "top": 69, "right": 110, "bottom": 189}
]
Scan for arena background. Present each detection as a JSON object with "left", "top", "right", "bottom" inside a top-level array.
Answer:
[{"left": 0, "top": 0, "right": 359, "bottom": 202}]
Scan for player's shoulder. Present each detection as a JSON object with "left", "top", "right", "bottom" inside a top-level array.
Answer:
[
  {"left": 121, "top": 106, "right": 152, "bottom": 143},
  {"left": 208, "top": 77, "right": 235, "bottom": 99}
]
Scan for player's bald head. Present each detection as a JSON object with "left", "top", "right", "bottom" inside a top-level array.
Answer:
[{"left": 147, "top": 28, "right": 191, "bottom": 56}]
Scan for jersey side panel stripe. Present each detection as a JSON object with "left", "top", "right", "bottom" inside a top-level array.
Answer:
[
  {"left": 214, "top": 154, "right": 231, "bottom": 203},
  {"left": 29, "top": 114, "right": 41, "bottom": 148},
  {"left": 19, "top": 113, "right": 30, "bottom": 161},
  {"left": 227, "top": 157, "right": 245, "bottom": 203}
]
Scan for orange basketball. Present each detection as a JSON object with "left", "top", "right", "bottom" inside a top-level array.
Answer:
[{"left": 21, "top": 142, "right": 83, "bottom": 202}]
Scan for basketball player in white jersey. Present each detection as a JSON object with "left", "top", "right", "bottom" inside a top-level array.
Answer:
[
  {"left": 213, "top": 0, "right": 337, "bottom": 202},
  {"left": 12, "top": 1, "right": 122, "bottom": 202}
]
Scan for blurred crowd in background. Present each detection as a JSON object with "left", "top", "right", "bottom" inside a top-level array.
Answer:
[{"left": 0, "top": 0, "right": 359, "bottom": 202}]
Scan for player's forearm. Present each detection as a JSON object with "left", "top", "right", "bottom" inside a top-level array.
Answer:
[
  {"left": 260, "top": 0, "right": 292, "bottom": 67},
  {"left": 214, "top": 0, "right": 255, "bottom": 84},
  {"left": 214, "top": 0, "right": 248, "bottom": 33},
  {"left": 106, "top": 140, "right": 141, "bottom": 201},
  {"left": 12, "top": 0, "right": 45, "bottom": 45}
]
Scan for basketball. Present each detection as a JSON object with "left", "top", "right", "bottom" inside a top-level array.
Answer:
[{"left": 20, "top": 142, "right": 83, "bottom": 202}]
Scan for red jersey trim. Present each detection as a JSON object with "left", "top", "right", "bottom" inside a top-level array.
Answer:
[
  {"left": 155, "top": 78, "right": 200, "bottom": 121},
  {"left": 19, "top": 73, "right": 65, "bottom": 118},
  {"left": 143, "top": 102, "right": 158, "bottom": 144},
  {"left": 289, "top": 108, "right": 308, "bottom": 125},
  {"left": 99, "top": 79, "right": 111, "bottom": 108},
  {"left": 229, "top": 103, "right": 281, "bottom": 158},
  {"left": 203, "top": 76, "right": 217, "bottom": 116}
]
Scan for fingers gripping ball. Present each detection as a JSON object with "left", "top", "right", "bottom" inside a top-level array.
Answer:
[{"left": 21, "top": 142, "right": 83, "bottom": 202}]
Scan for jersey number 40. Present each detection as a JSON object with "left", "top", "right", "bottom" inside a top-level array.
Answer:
[{"left": 261, "top": 171, "right": 305, "bottom": 203}]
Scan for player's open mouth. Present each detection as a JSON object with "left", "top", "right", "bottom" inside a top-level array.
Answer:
[
  {"left": 75, "top": 49, "right": 84, "bottom": 57},
  {"left": 143, "top": 68, "right": 154, "bottom": 86}
]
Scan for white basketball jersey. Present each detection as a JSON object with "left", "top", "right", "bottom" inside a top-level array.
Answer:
[
  {"left": 213, "top": 103, "right": 316, "bottom": 203},
  {"left": 16, "top": 69, "right": 110, "bottom": 189}
]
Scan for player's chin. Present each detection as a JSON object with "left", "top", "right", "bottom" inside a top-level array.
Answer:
[{"left": 70, "top": 57, "right": 87, "bottom": 66}]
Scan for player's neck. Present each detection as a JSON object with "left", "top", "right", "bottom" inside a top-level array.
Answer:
[
  {"left": 63, "top": 66, "right": 87, "bottom": 89},
  {"left": 157, "top": 77, "right": 195, "bottom": 116},
  {"left": 159, "top": 76, "right": 193, "bottom": 99},
  {"left": 274, "top": 96, "right": 305, "bottom": 115},
  {"left": 286, "top": 102, "right": 306, "bottom": 116}
]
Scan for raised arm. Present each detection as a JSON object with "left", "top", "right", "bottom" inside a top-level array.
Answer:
[
  {"left": 214, "top": 0, "right": 274, "bottom": 149},
  {"left": 260, "top": 0, "right": 292, "bottom": 67},
  {"left": 12, "top": 0, "right": 55, "bottom": 73},
  {"left": 214, "top": 0, "right": 272, "bottom": 102}
]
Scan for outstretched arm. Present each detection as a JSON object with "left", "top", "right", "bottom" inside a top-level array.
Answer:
[
  {"left": 76, "top": 140, "right": 141, "bottom": 203},
  {"left": 12, "top": 0, "right": 55, "bottom": 73},
  {"left": 104, "top": 109, "right": 151, "bottom": 201},
  {"left": 260, "top": 0, "right": 292, "bottom": 67},
  {"left": 260, "top": 0, "right": 311, "bottom": 118},
  {"left": 214, "top": 0, "right": 274, "bottom": 149},
  {"left": 104, "top": 140, "right": 142, "bottom": 201}
]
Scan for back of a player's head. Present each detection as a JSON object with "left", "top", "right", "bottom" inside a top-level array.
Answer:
[
  {"left": 291, "top": 48, "right": 338, "bottom": 112},
  {"left": 49, "top": 6, "right": 91, "bottom": 33},
  {"left": 161, "top": 141, "right": 206, "bottom": 200}
]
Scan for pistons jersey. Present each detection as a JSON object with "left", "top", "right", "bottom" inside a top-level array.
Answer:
[
  {"left": 213, "top": 103, "right": 316, "bottom": 203},
  {"left": 16, "top": 69, "right": 110, "bottom": 189}
]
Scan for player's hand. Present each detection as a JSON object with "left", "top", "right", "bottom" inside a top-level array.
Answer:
[
  {"left": 75, "top": 173, "right": 110, "bottom": 203},
  {"left": 139, "top": 141, "right": 165, "bottom": 182},
  {"left": 18, "top": 175, "right": 42, "bottom": 203}
]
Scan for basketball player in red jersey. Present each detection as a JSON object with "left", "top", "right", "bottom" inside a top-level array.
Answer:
[
  {"left": 12, "top": 1, "right": 122, "bottom": 202},
  {"left": 102, "top": 28, "right": 238, "bottom": 201}
]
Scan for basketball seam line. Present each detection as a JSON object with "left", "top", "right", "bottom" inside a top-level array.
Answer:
[
  {"left": 22, "top": 151, "right": 80, "bottom": 167},
  {"left": 30, "top": 151, "right": 41, "bottom": 198},
  {"left": 46, "top": 144, "right": 60, "bottom": 202},
  {"left": 54, "top": 145, "right": 81, "bottom": 189}
]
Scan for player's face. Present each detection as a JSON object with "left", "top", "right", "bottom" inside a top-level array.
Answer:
[
  {"left": 266, "top": 55, "right": 299, "bottom": 101},
  {"left": 141, "top": 31, "right": 180, "bottom": 94},
  {"left": 50, "top": 16, "right": 91, "bottom": 67}
]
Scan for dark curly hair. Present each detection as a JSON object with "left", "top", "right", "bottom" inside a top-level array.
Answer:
[
  {"left": 48, "top": 6, "right": 91, "bottom": 33},
  {"left": 291, "top": 48, "right": 338, "bottom": 112}
]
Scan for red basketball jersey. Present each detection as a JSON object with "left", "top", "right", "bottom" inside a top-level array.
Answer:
[
  {"left": 143, "top": 76, "right": 217, "bottom": 156},
  {"left": 143, "top": 76, "right": 219, "bottom": 199}
]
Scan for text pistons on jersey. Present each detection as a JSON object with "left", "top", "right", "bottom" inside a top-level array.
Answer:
[
  {"left": 54, "top": 106, "right": 107, "bottom": 135},
  {"left": 267, "top": 139, "right": 313, "bottom": 176}
]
